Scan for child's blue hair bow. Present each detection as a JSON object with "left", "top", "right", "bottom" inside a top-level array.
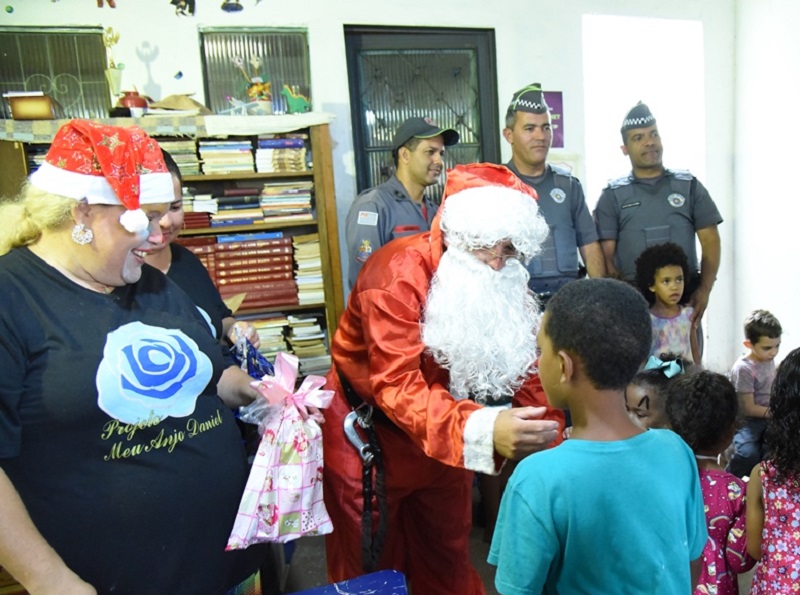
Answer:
[{"left": 644, "top": 355, "right": 684, "bottom": 378}]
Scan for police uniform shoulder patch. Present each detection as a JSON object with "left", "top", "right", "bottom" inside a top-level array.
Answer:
[
  {"left": 550, "top": 188, "right": 567, "bottom": 204},
  {"left": 667, "top": 193, "right": 686, "bottom": 207},
  {"left": 668, "top": 169, "right": 694, "bottom": 181},
  {"left": 607, "top": 175, "right": 633, "bottom": 189},
  {"left": 550, "top": 163, "right": 573, "bottom": 178},
  {"left": 356, "top": 239, "right": 373, "bottom": 263}
]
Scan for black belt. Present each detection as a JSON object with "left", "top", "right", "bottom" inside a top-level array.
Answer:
[{"left": 337, "top": 371, "right": 388, "bottom": 573}]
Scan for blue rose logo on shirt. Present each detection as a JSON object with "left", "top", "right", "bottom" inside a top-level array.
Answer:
[{"left": 96, "top": 322, "right": 213, "bottom": 424}]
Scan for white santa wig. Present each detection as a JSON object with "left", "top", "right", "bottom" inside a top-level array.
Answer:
[{"left": 438, "top": 185, "right": 549, "bottom": 262}]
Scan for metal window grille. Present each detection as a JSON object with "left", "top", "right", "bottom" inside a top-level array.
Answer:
[
  {"left": 199, "top": 27, "right": 311, "bottom": 114},
  {"left": 0, "top": 27, "right": 110, "bottom": 120},
  {"left": 357, "top": 48, "right": 482, "bottom": 201}
]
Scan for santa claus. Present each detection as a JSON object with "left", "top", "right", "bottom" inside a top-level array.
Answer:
[{"left": 322, "top": 162, "right": 566, "bottom": 595}]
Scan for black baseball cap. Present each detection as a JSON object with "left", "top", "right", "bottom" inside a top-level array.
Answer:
[{"left": 391, "top": 117, "right": 459, "bottom": 151}]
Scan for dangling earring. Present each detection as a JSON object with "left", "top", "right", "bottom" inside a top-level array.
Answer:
[{"left": 71, "top": 223, "right": 94, "bottom": 245}]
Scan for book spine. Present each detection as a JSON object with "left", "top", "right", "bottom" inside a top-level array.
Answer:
[
  {"left": 216, "top": 254, "right": 291, "bottom": 268},
  {"left": 215, "top": 275, "right": 296, "bottom": 292},
  {"left": 257, "top": 139, "right": 306, "bottom": 148},
  {"left": 222, "top": 187, "right": 263, "bottom": 197},
  {"left": 214, "top": 238, "right": 292, "bottom": 251},
  {"left": 215, "top": 266, "right": 294, "bottom": 283},
  {"left": 239, "top": 296, "right": 301, "bottom": 310},
  {"left": 223, "top": 287, "right": 299, "bottom": 301},
  {"left": 215, "top": 248, "right": 293, "bottom": 260},
  {"left": 215, "top": 194, "right": 263, "bottom": 206},
  {"left": 217, "top": 231, "right": 284, "bottom": 243}
]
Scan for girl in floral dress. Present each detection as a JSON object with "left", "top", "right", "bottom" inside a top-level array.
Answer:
[
  {"left": 666, "top": 370, "right": 756, "bottom": 594},
  {"left": 746, "top": 346, "right": 800, "bottom": 593}
]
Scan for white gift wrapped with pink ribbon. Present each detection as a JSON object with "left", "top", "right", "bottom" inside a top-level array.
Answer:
[{"left": 227, "top": 352, "right": 334, "bottom": 548}]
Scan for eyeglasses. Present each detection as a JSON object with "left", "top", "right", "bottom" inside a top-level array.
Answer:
[{"left": 470, "top": 243, "right": 521, "bottom": 263}]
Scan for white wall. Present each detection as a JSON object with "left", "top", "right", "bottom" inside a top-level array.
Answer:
[
  {"left": 3, "top": 0, "right": 741, "bottom": 366},
  {"left": 734, "top": 0, "right": 800, "bottom": 364}
]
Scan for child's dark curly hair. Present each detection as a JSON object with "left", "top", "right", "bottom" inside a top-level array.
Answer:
[
  {"left": 765, "top": 347, "right": 800, "bottom": 480},
  {"left": 665, "top": 370, "right": 738, "bottom": 453},
  {"left": 634, "top": 242, "right": 691, "bottom": 306}
]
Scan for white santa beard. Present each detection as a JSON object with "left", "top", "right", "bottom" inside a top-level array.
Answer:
[{"left": 421, "top": 246, "right": 541, "bottom": 404}]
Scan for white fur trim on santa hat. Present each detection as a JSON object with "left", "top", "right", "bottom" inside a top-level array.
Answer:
[
  {"left": 463, "top": 405, "right": 505, "bottom": 474},
  {"left": 440, "top": 185, "right": 549, "bottom": 260},
  {"left": 30, "top": 161, "right": 174, "bottom": 206}
]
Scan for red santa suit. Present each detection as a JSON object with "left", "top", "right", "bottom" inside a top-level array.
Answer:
[{"left": 323, "top": 164, "right": 565, "bottom": 594}]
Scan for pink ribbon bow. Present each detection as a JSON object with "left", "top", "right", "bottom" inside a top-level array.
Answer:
[{"left": 251, "top": 352, "right": 334, "bottom": 420}]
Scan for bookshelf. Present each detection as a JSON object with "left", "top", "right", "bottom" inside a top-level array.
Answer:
[{"left": 0, "top": 115, "right": 345, "bottom": 374}]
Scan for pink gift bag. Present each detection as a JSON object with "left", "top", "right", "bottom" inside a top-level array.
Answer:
[{"left": 227, "top": 352, "right": 334, "bottom": 548}]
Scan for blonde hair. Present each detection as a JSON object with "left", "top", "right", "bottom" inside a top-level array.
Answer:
[{"left": 0, "top": 182, "right": 75, "bottom": 256}]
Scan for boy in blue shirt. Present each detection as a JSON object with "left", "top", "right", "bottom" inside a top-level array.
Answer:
[{"left": 489, "top": 279, "right": 707, "bottom": 594}]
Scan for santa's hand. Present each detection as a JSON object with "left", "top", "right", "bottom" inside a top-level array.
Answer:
[{"left": 493, "top": 406, "right": 559, "bottom": 460}]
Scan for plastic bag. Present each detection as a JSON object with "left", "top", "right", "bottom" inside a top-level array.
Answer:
[
  {"left": 231, "top": 334, "right": 274, "bottom": 380},
  {"left": 227, "top": 352, "right": 334, "bottom": 547}
]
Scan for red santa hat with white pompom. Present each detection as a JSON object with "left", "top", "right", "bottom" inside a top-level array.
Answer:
[{"left": 29, "top": 119, "right": 173, "bottom": 233}]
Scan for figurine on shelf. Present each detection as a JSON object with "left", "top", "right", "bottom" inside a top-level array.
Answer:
[
  {"left": 281, "top": 85, "right": 311, "bottom": 114},
  {"left": 171, "top": 0, "right": 196, "bottom": 15},
  {"left": 233, "top": 55, "right": 272, "bottom": 115}
]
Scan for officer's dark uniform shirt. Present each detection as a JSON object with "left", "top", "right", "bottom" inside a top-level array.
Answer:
[
  {"left": 593, "top": 169, "right": 723, "bottom": 281},
  {"left": 345, "top": 174, "right": 436, "bottom": 288},
  {"left": 506, "top": 161, "right": 598, "bottom": 295}
]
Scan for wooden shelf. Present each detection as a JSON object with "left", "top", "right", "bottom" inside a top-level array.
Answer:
[
  {"left": 236, "top": 303, "right": 327, "bottom": 316},
  {"left": 183, "top": 170, "right": 312, "bottom": 182}
]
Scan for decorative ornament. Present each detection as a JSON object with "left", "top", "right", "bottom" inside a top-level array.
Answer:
[
  {"left": 171, "top": 0, "right": 195, "bottom": 15},
  {"left": 71, "top": 223, "right": 94, "bottom": 245},
  {"left": 5, "top": 6, "right": 13, "bottom": 13},
  {"left": 221, "top": 0, "right": 242, "bottom": 11},
  {"left": 281, "top": 84, "right": 311, "bottom": 114},
  {"left": 103, "top": 27, "right": 122, "bottom": 100}
]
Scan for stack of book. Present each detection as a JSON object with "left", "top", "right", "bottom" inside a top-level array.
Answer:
[
  {"left": 182, "top": 191, "right": 213, "bottom": 229},
  {"left": 287, "top": 314, "right": 331, "bottom": 376},
  {"left": 175, "top": 235, "right": 216, "bottom": 269},
  {"left": 158, "top": 138, "right": 201, "bottom": 176},
  {"left": 213, "top": 236, "right": 299, "bottom": 311},
  {"left": 255, "top": 135, "right": 309, "bottom": 173},
  {"left": 260, "top": 180, "right": 315, "bottom": 225},
  {"left": 209, "top": 186, "right": 264, "bottom": 228},
  {"left": 244, "top": 315, "right": 290, "bottom": 360},
  {"left": 198, "top": 139, "right": 255, "bottom": 175},
  {"left": 293, "top": 233, "right": 325, "bottom": 305}
]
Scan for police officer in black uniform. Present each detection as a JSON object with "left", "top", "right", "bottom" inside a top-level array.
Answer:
[
  {"left": 593, "top": 102, "right": 722, "bottom": 323},
  {"left": 503, "top": 83, "right": 605, "bottom": 303},
  {"left": 344, "top": 117, "right": 459, "bottom": 288}
]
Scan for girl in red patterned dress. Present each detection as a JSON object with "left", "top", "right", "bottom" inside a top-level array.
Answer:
[
  {"left": 746, "top": 346, "right": 800, "bottom": 594},
  {"left": 666, "top": 370, "right": 756, "bottom": 594}
]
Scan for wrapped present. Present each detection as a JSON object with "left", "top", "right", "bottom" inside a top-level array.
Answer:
[{"left": 227, "top": 352, "right": 334, "bottom": 547}]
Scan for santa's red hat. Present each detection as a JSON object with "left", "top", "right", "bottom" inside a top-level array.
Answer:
[
  {"left": 435, "top": 163, "right": 548, "bottom": 262},
  {"left": 29, "top": 119, "right": 173, "bottom": 233}
]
